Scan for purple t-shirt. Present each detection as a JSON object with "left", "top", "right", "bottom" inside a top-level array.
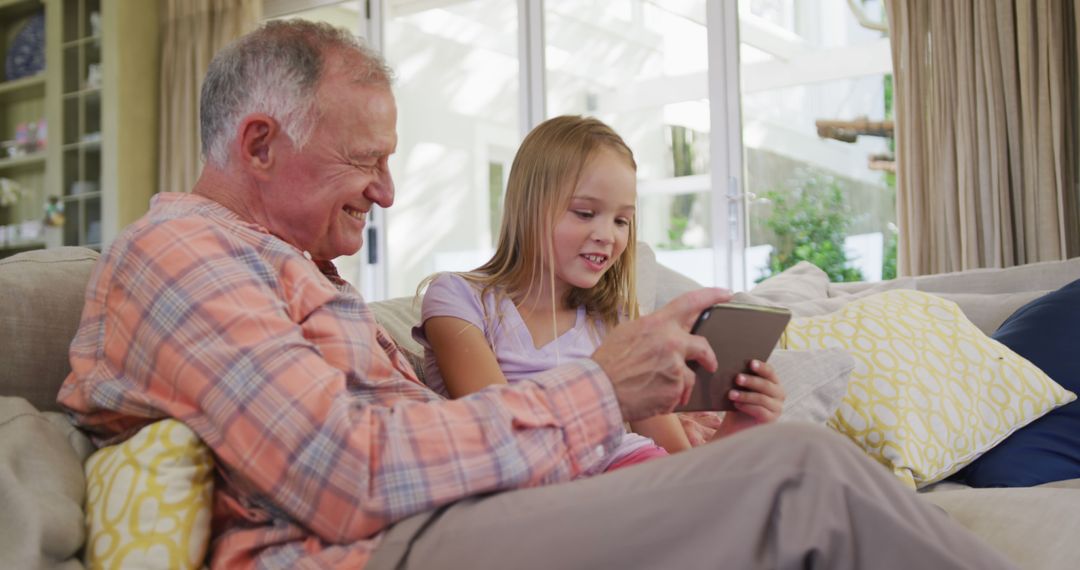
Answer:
[{"left": 412, "top": 273, "right": 654, "bottom": 470}]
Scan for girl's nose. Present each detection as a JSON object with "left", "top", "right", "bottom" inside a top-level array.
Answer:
[{"left": 591, "top": 224, "right": 614, "bottom": 244}]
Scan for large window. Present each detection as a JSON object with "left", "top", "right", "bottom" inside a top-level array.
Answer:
[
  {"left": 383, "top": 0, "right": 519, "bottom": 297},
  {"left": 264, "top": 0, "right": 896, "bottom": 299},
  {"left": 739, "top": 0, "right": 894, "bottom": 285},
  {"left": 545, "top": 0, "right": 715, "bottom": 285},
  {"left": 268, "top": 1, "right": 373, "bottom": 292}
]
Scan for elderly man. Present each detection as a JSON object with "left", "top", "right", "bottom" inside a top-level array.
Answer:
[{"left": 58, "top": 20, "right": 1016, "bottom": 570}]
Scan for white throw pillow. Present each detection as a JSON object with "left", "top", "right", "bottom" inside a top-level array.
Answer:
[{"left": 770, "top": 348, "right": 854, "bottom": 424}]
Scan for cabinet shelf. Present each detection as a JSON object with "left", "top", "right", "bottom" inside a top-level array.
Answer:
[
  {"left": 62, "top": 190, "right": 100, "bottom": 200},
  {"left": 0, "top": 74, "right": 46, "bottom": 103},
  {"left": 0, "top": 151, "right": 46, "bottom": 172},
  {"left": 2, "top": 0, "right": 158, "bottom": 251},
  {"left": 61, "top": 35, "right": 101, "bottom": 49},
  {"left": 62, "top": 86, "right": 101, "bottom": 99},
  {"left": 62, "top": 139, "right": 101, "bottom": 151}
]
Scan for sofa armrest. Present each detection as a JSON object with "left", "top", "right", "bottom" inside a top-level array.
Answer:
[{"left": 0, "top": 397, "right": 88, "bottom": 569}]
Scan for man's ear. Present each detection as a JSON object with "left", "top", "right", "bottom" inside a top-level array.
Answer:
[{"left": 236, "top": 114, "right": 280, "bottom": 177}]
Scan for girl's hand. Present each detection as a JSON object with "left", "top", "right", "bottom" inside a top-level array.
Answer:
[{"left": 711, "top": 359, "right": 785, "bottom": 440}]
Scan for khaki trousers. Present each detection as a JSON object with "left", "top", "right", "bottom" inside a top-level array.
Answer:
[{"left": 369, "top": 423, "right": 1017, "bottom": 570}]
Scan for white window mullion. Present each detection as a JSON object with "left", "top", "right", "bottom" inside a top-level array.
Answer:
[
  {"left": 361, "top": 0, "right": 388, "bottom": 300},
  {"left": 363, "top": 0, "right": 383, "bottom": 46},
  {"left": 518, "top": 0, "right": 546, "bottom": 136},
  {"left": 706, "top": 0, "right": 746, "bottom": 290}
]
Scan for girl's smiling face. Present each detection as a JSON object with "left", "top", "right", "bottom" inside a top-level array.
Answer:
[{"left": 548, "top": 146, "right": 637, "bottom": 297}]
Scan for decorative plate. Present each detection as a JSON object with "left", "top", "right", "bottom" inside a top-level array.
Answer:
[{"left": 5, "top": 11, "right": 46, "bottom": 82}]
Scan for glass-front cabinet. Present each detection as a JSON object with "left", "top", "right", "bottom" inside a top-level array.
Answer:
[
  {"left": 0, "top": 0, "right": 49, "bottom": 256},
  {"left": 0, "top": 0, "right": 157, "bottom": 258},
  {"left": 60, "top": 0, "right": 101, "bottom": 247}
]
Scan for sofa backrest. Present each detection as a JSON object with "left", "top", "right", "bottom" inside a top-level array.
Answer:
[
  {"left": 830, "top": 255, "right": 1080, "bottom": 295},
  {"left": 5, "top": 243, "right": 1077, "bottom": 412},
  {"left": 912, "top": 255, "right": 1080, "bottom": 294},
  {"left": 0, "top": 247, "right": 98, "bottom": 412}
]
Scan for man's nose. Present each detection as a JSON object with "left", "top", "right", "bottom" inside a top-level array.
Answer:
[{"left": 366, "top": 170, "right": 395, "bottom": 208}]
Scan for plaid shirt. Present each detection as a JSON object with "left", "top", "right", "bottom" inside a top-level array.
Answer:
[{"left": 58, "top": 193, "right": 624, "bottom": 569}]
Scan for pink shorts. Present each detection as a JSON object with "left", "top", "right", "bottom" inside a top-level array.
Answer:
[{"left": 604, "top": 444, "right": 669, "bottom": 472}]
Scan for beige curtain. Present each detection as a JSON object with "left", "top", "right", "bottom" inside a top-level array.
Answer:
[
  {"left": 158, "top": 0, "right": 261, "bottom": 195},
  {"left": 886, "top": 0, "right": 1080, "bottom": 276}
]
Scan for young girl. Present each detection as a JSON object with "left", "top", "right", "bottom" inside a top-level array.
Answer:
[{"left": 412, "top": 115, "right": 691, "bottom": 472}]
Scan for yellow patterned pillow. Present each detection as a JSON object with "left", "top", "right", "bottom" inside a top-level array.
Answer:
[
  {"left": 783, "top": 290, "right": 1075, "bottom": 488},
  {"left": 84, "top": 419, "right": 214, "bottom": 569}
]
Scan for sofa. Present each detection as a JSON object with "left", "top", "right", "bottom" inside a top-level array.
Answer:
[{"left": 1, "top": 245, "right": 1078, "bottom": 569}]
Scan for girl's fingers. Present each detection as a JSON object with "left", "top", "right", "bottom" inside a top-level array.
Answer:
[
  {"left": 729, "top": 385, "right": 784, "bottom": 415},
  {"left": 749, "top": 360, "right": 779, "bottom": 383},
  {"left": 732, "top": 402, "right": 779, "bottom": 423},
  {"left": 735, "top": 373, "right": 786, "bottom": 401}
]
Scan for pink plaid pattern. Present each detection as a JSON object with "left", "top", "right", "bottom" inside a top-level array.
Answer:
[{"left": 58, "top": 193, "right": 623, "bottom": 569}]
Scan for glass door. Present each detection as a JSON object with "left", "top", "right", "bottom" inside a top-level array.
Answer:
[
  {"left": 265, "top": 0, "right": 380, "bottom": 296},
  {"left": 261, "top": 0, "right": 897, "bottom": 298},
  {"left": 544, "top": 0, "right": 721, "bottom": 286},
  {"left": 737, "top": 0, "right": 895, "bottom": 287},
  {"left": 382, "top": 0, "right": 520, "bottom": 298}
]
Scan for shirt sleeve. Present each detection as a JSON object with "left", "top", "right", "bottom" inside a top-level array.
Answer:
[
  {"left": 59, "top": 224, "right": 625, "bottom": 545},
  {"left": 412, "top": 273, "right": 488, "bottom": 349}
]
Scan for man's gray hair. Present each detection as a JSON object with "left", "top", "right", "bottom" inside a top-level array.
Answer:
[{"left": 200, "top": 20, "right": 393, "bottom": 167}]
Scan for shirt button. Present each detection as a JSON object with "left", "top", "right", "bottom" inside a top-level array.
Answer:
[{"left": 595, "top": 445, "right": 605, "bottom": 458}]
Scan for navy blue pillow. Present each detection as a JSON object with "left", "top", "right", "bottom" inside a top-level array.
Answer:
[{"left": 950, "top": 278, "right": 1080, "bottom": 487}]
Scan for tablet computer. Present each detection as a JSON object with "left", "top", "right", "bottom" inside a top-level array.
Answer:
[{"left": 675, "top": 302, "right": 792, "bottom": 412}]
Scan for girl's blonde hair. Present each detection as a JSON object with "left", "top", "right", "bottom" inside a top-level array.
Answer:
[{"left": 444, "top": 115, "right": 640, "bottom": 331}]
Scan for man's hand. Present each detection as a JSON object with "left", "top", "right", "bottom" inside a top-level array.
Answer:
[{"left": 592, "top": 288, "right": 732, "bottom": 422}]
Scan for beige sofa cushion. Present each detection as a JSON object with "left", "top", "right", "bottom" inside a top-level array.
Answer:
[
  {"left": 920, "top": 481, "right": 1080, "bottom": 570},
  {"left": 825, "top": 255, "right": 1080, "bottom": 296},
  {"left": 369, "top": 295, "right": 425, "bottom": 375},
  {"left": 644, "top": 246, "right": 702, "bottom": 312},
  {"left": 0, "top": 247, "right": 99, "bottom": 412},
  {"left": 741, "top": 261, "right": 831, "bottom": 305},
  {"left": 933, "top": 290, "right": 1050, "bottom": 335},
  {"left": 738, "top": 278, "right": 914, "bottom": 319},
  {"left": 738, "top": 259, "right": 1074, "bottom": 335},
  {"left": 0, "top": 397, "right": 89, "bottom": 569}
]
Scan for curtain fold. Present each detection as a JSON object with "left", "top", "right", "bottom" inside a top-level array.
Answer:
[
  {"left": 885, "top": 0, "right": 1079, "bottom": 276},
  {"left": 158, "top": 0, "right": 261, "bottom": 195}
]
